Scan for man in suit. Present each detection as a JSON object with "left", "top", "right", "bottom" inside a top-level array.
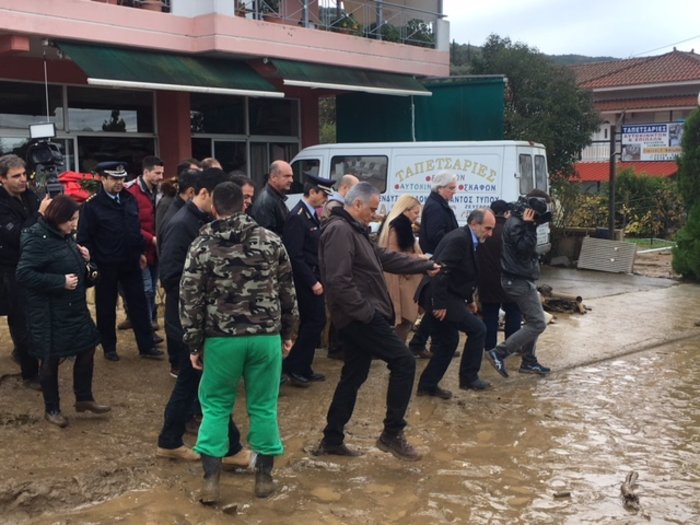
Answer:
[
  {"left": 281, "top": 173, "right": 334, "bottom": 387},
  {"left": 416, "top": 208, "right": 496, "bottom": 398}
]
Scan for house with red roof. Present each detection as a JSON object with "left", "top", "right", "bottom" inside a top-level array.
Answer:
[{"left": 571, "top": 49, "right": 700, "bottom": 191}]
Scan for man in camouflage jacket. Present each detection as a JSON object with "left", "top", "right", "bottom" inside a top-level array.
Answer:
[{"left": 179, "top": 181, "right": 298, "bottom": 504}]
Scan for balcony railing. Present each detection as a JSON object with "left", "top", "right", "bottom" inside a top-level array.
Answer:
[
  {"left": 91, "top": 0, "right": 441, "bottom": 49},
  {"left": 249, "top": 0, "right": 441, "bottom": 48}
]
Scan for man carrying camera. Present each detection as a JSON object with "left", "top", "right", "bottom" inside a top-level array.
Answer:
[
  {"left": 0, "top": 154, "right": 50, "bottom": 389},
  {"left": 486, "top": 189, "right": 552, "bottom": 378}
]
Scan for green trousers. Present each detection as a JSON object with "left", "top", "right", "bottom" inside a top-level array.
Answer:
[{"left": 194, "top": 334, "right": 284, "bottom": 458}]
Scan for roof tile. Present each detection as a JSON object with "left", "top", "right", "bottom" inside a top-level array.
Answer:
[{"left": 571, "top": 50, "right": 700, "bottom": 89}]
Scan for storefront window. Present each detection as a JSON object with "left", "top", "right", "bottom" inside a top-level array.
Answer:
[
  {"left": 249, "top": 98, "right": 299, "bottom": 136},
  {"left": 0, "top": 81, "right": 63, "bottom": 130},
  {"left": 190, "top": 94, "right": 245, "bottom": 134},
  {"left": 67, "top": 87, "right": 154, "bottom": 133},
  {"left": 76, "top": 136, "right": 155, "bottom": 178}
]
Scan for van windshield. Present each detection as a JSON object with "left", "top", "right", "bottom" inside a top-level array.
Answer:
[
  {"left": 519, "top": 154, "right": 533, "bottom": 194},
  {"left": 535, "top": 155, "right": 548, "bottom": 190},
  {"left": 291, "top": 158, "right": 320, "bottom": 193},
  {"left": 331, "top": 155, "right": 388, "bottom": 192}
]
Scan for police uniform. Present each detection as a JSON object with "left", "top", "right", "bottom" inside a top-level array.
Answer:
[
  {"left": 76, "top": 162, "right": 162, "bottom": 361},
  {"left": 281, "top": 174, "right": 334, "bottom": 384}
]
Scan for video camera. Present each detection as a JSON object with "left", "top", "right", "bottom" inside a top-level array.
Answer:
[
  {"left": 508, "top": 196, "right": 552, "bottom": 225},
  {"left": 26, "top": 123, "right": 65, "bottom": 197}
]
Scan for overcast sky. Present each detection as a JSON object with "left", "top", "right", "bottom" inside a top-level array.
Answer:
[{"left": 442, "top": 0, "right": 700, "bottom": 58}]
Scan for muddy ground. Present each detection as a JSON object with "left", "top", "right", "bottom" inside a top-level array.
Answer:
[{"left": 1, "top": 255, "right": 697, "bottom": 524}]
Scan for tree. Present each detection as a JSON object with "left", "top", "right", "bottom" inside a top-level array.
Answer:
[
  {"left": 673, "top": 108, "right": 700, "bottom": 280},
  {"left": 677, "top": 107, "right": 700, "bottom": 210},
  {"left": 470, "top": 35, "right": 601, "bottom": 176}
]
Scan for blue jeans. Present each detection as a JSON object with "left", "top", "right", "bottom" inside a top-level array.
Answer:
[
  {"left": 495, "top": 277, "right": 546, "bottom": 364},
  {"left": 481, "top": 301, "right": 522, "bottom": 351}
]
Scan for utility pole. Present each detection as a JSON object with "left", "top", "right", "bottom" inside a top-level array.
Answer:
[
  {"left": 608, "top": 124, "right": 617, "bottom": 239},
  {"left": 608, "top": 112, "right": 625, "bottom": 239}
]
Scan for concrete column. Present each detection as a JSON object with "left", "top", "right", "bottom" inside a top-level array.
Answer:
[
  {"left": 155, "top": 91, "right": 192, "bottom": 173},
  {"left": 299, "top": 91, "right": 320, "bottom": 147}
]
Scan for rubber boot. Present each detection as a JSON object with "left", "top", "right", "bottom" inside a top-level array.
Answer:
[
  {"left": 199, "top": 454, "right": 222, "bottom": 505},
  {"left": 254, "top": 454, "right": 274, "bottom": 498}
]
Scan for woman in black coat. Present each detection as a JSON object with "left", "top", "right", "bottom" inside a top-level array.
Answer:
[{"left": 16, "top": 195, "right": 110, "bottom": 427}]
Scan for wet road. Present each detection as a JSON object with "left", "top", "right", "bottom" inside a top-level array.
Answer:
[
  {"left": 0, "top": 269, "right": 697, "bottom": 524},
  {"left": 20, "top": 338, "right": 699, "bottom": 525}
]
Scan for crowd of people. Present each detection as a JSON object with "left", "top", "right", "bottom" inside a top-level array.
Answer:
[{"left": 0, "top": 151, "right": 553, "bottom": 505}]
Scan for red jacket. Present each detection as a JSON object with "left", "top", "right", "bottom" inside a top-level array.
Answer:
[{"left": 127, "top": 177, "right": 157, "bottom": 265}]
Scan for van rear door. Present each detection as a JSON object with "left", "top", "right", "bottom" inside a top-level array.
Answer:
[{"left": 516, "top": 146, "right": 551, "bottom": 253}]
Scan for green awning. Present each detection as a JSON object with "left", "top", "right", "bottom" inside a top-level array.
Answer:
[
  {"left": 58, "top": 42, "right": 283, "bottom": 98},
  {"left": 271, "top": 59, "right": 431, "bottom": 97}
]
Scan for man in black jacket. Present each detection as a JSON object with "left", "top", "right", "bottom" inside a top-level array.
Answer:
[
  {"left": 0, "top": 154, "right": 49, "bottom": 388},
  {"left": 486, "top": 190, "right": 552, "bottom": 378},
  {"left": 314, "top": 183, "right": 439, "bottom": 461},
  {"left": 417, "top": 208, "right": 496, "bottom": 398},
  {"left": 281, "top": 173, "right": 334, "bottom": 387},
  {"left": 77, "top": 161, "right": 162, "bottom": 362},
  {"left": 156, "top": 169, "right": 250, "bottom": 468},
  {"left": 249, "top": 161, "right": 293, "bottom": 235},
  {"left": 410, "top": 172, "right": 460, "bottom": 358}
]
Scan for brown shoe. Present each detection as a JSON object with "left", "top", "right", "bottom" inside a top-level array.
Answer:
[
  {"left": 413, "top": 348, "right": 433, "bottom": 359},
  {"left": 157, "top": 446, "right": 200, "bottom": 461},
  {"left": 45, "top": 411, "right": 68, "bottom": 428},
  {"left": 223, "top": 448, "right": 256, "bottom": 470},
  {"left": 376, "top": 431, "right": 421, "bottom": 461},
  {"left": 75, "top": 400, "right": 111, "bottom": 414}
]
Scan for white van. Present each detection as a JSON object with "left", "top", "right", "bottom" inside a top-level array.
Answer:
[{"left": 290, "top": 140, "right": 551, "bottom": 251}]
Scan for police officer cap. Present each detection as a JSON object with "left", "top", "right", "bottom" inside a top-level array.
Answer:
[
  {"left": 96, "top": 161, "right": 128, "bottom": 178},
  {"left": 305, "top": 173, "right": 335, "bottom": 194}
]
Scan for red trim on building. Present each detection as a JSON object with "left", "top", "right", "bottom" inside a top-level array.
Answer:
[{"left": 574, "top": 161, "right": 678, "bottom": 182}]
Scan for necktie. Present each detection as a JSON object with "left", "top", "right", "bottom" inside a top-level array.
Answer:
[{"left": 115, "top": 195, "right": 120, "bottom": 205}]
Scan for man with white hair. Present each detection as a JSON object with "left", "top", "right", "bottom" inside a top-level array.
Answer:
[
  {"left": 314, "top": 182, "right": 439, "bottom": 461},
  {"left": 322, "top": 173, "right": 360, "bottom": 217},
  {"left": 409, "top": 172, "right": 460, "bottom": 359}
]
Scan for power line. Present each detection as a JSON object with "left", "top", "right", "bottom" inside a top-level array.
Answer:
[{"left": 630, "top": 34, "right": 700, "bottom": 57}]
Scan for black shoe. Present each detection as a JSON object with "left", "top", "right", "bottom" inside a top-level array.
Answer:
[
  {"left": 306, "top": 372, "right": 326, "bottom": 382},
  {"left": 313, "top": 440, "right": 362, "bottom": 457},
  {"left": 169, "top": 367, "right": 179, "bottom": 379},
  {"left": 417, "top": 386, "right": 453, "bottom": 399},
  {"left": 486, "top": 349, "right": 509, "bottom": 378},
  {"left": 152, "top": 333, "right": 164, "bottom": 345},
  {"left": 376, "top": 431, "right": 421, "bottom": 461},
  {"left": 460, "top": 378, "right": 492, "bottom": 391},
  {"left": 287, "top": 372, "right": 311, "bottom": 388},
  {"left": 519, "top": 362, "right": 551, "bottom": 375},
  {"left": 104, "top": 351, "right": 120, "bottom": 362},
  {"left": 140, "top": 348, "right": 164, "bottom": 360}
]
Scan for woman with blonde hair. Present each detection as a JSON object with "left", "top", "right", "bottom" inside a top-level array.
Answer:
[{"left": 377, "top": 194, "right": 426, "bottom": 343}]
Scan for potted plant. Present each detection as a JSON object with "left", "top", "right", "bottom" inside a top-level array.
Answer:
[{"left": 332, "top": 12, "right": 360, "bottom": 35}]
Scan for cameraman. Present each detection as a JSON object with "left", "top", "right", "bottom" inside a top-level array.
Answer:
[
  {"left": 0, "top": 154, "right": 50, "bottom": 389},
  {"left": 486, "top": 189, "right": 552, "bottom": 378}
]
